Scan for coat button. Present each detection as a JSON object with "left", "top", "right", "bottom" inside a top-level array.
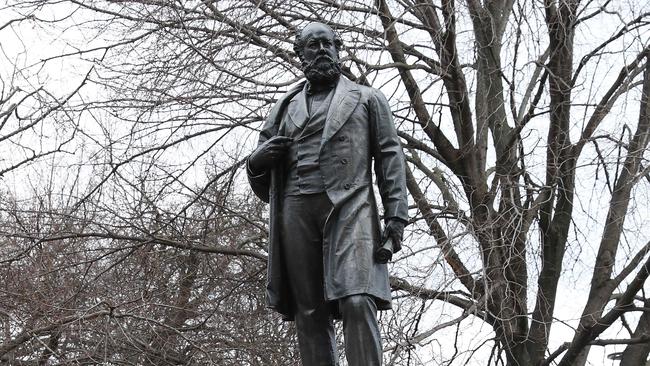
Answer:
[
  {"left": 338, "top": 135, "right": 346, "bottom": 141},
  {"left": 344, "top": 183, "right": 351, "bottom": 190},
  {"left": 340, "top": 158, "right": 348, "bottom": 165}
]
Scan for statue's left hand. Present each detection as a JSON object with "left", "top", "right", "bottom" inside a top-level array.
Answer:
[{"left": 382, "top": 219, "right": 405, "bottom": 253}]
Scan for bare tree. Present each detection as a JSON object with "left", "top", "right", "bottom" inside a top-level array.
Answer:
[
  {"left": 1, "top": 0, "right": 649, "bottom": 365},
  {"left": 1, "top": 163, "right": 301, "bottom": 365}
]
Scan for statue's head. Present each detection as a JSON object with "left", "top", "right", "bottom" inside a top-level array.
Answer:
[{"left": 294, "top": 22, "right": 343, "bottom": 85}]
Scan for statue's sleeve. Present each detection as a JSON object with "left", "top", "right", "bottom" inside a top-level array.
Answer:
[
  {"left": 247, "top": 81, "right": 304, "bottom": 203},
  {"left": 369, "top": 89, "right": 409, "bottom": 223},
  {"left": 246, "top": 108, "right": 281, "bottom": 204},
  {"left": 247, "top": 160, "right": 271, "bottom": 203}
]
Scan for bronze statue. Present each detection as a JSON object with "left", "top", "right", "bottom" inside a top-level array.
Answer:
[{"left": 247, "top": 22, "right": 408, "bottom": 366}]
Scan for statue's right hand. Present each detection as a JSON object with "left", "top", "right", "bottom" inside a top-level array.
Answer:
[{"left": 248, "top": 136, "right": 294, "bottom": 173}]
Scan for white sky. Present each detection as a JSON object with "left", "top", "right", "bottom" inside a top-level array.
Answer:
[{"left": 1, "top": 1, "right": 649, "bottom": 365}]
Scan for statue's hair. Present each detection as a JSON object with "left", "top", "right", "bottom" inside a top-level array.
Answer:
[{"left": 293, "top": 23, "right": 343, "bottom": 61}]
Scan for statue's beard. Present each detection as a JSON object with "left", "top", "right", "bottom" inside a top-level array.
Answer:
[{"left": 302, "top": 55, "right": 341, "bottom": 84}]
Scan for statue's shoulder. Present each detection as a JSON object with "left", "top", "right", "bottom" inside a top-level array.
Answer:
[
  {"left": 356, "top": 84, "right": 390, "bottom": 108},
  {"left": 276, "top": 80, "right": 306, "bottom": 104},
  {"left": 344, "top": 78, "right": 385, "bottom": 100},
  {"left": 357, "top": 84, "right": 375, "bottom": 96},
  {"left": 260, "top": 81, "right": 306, "bottom": 135},
  {"left": 265, "top": 80, "right": 305, "bottom": 120}
]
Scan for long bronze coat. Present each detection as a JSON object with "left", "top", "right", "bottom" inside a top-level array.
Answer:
[{"left": 248, "top": 76, "right": 408, "bottom": 320}]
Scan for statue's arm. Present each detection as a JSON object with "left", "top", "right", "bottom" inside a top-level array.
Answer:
[
  {"left": 247, "top": 159, "right": 271, "bottom": 203},
  {"left": 247, "top": 82, "right": 306, "bottom": 203},
  {"left": 369, "top": 89, "right": 409, "bottom": 224},
  {"left": 247, "top": 117, "right": 278, "bottom": 204}
]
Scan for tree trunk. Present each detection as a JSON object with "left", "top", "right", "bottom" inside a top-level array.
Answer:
[{"left": 620, "top": 299, "right": 650, "bottom": 366}]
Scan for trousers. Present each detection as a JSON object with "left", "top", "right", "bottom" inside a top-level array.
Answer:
[{"left": 281, "top": 193, "right": 382, "bottom": 366}]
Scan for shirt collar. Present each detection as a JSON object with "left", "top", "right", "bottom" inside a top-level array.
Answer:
[{"left": 306, "top": 77, "right": 338, "bottom": 95}]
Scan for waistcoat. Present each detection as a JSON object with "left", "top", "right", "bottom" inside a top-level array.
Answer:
[{"left": 284, "top": 88, "right": 334, "bottom": 196}]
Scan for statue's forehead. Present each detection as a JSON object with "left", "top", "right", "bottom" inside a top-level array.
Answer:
[{"left": 301, "top": 23, "right": 335, "bottom": 40}]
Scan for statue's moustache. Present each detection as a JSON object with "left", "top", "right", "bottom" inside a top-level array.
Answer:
[
  {"left": 304, "top": 55, "right": 337, "bottom": 69},
  {"left": 302, "top": 54, "right": 341, "bottom": 84}
]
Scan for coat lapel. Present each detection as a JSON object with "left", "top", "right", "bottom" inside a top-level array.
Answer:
[
  {"left": 321, "top": 77, "right": 360, "bottom": 150},
  {"left": 286, "top": 85, "right": 309, "bottom": 130},
  {"left": 260, "top": 81, "right": 305, "bottom": 138}
]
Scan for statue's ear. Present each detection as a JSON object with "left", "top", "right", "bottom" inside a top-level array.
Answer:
[
  {"left": 297, "top": 51, "right": 306, "bottom": 65},
  {"left": 334, "top": 38, "right": 343, "bottom": 52}
]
